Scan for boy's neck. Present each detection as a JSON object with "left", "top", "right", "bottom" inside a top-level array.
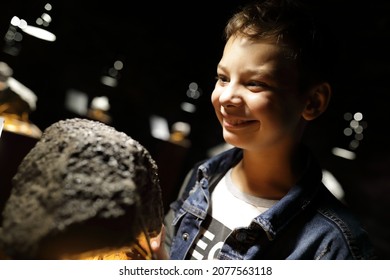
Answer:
[{"left": 231, "top": 146, "right": 306, "bottom": 200}]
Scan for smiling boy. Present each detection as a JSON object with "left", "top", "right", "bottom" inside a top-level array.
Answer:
[{"left": 164, "top": 0, "right": 376, "bottom": 260}]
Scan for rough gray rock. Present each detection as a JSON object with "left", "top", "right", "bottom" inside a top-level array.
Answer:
[{"left": 0, "top": 118, "right": 163, "bottom": 259}]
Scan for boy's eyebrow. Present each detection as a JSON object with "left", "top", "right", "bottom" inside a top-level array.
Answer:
[
  {"left": 217, "top": 63, "right": 275, "bottom": 81},
  {"left": 216, "top": 64, "right": 227, "bottom": 72}
]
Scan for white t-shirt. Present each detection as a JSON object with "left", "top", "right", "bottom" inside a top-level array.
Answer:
[{"left": 187, "top": 169, "right": 279, "bottom": 260}]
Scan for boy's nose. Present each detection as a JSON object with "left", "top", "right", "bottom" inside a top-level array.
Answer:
[{"left": 219, "top": 84, "right": 242, "bottom": 107}]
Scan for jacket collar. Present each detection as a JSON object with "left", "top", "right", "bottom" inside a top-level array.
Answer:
[{"left": 198, "top": 146, "right": 324, "bottom": 240}]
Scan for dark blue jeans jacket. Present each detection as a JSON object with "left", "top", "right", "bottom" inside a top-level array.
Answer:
[{"left": 164, "top": 147, "right": 376, "bottom": 259}]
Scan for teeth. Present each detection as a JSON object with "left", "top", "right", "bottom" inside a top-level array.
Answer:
[{"left": 226, "top": 119, "right": 246, "bottom": 125}]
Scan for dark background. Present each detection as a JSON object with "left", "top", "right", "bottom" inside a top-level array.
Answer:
[{"left": 1, "top": 0, "right": 390, "bottom": 258}]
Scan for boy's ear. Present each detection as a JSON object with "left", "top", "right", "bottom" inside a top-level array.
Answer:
[{"left": 302, "top": 82, "right": 332, "bottom": 121}]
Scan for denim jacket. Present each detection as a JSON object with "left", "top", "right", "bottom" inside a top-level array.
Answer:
[{"left": 164, "top": 147, "right": 376, "bottom": 260}]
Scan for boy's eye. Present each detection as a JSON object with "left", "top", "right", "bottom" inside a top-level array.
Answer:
[
  {"left": 247, "top": 81, "right": 260, "bottom": 87},
  {"left": 247, "top": 80, "right": 263, "bottom": 86},
  {"left": 215, "top": 75, "right": 228, "bottom": 84},
  {"left": 247, "top": 81, "right": 269, "bottom": 90}
]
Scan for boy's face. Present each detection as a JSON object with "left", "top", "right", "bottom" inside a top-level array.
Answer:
[{"left": 211, "top": 35, "right": 309, "bottom": 152}]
